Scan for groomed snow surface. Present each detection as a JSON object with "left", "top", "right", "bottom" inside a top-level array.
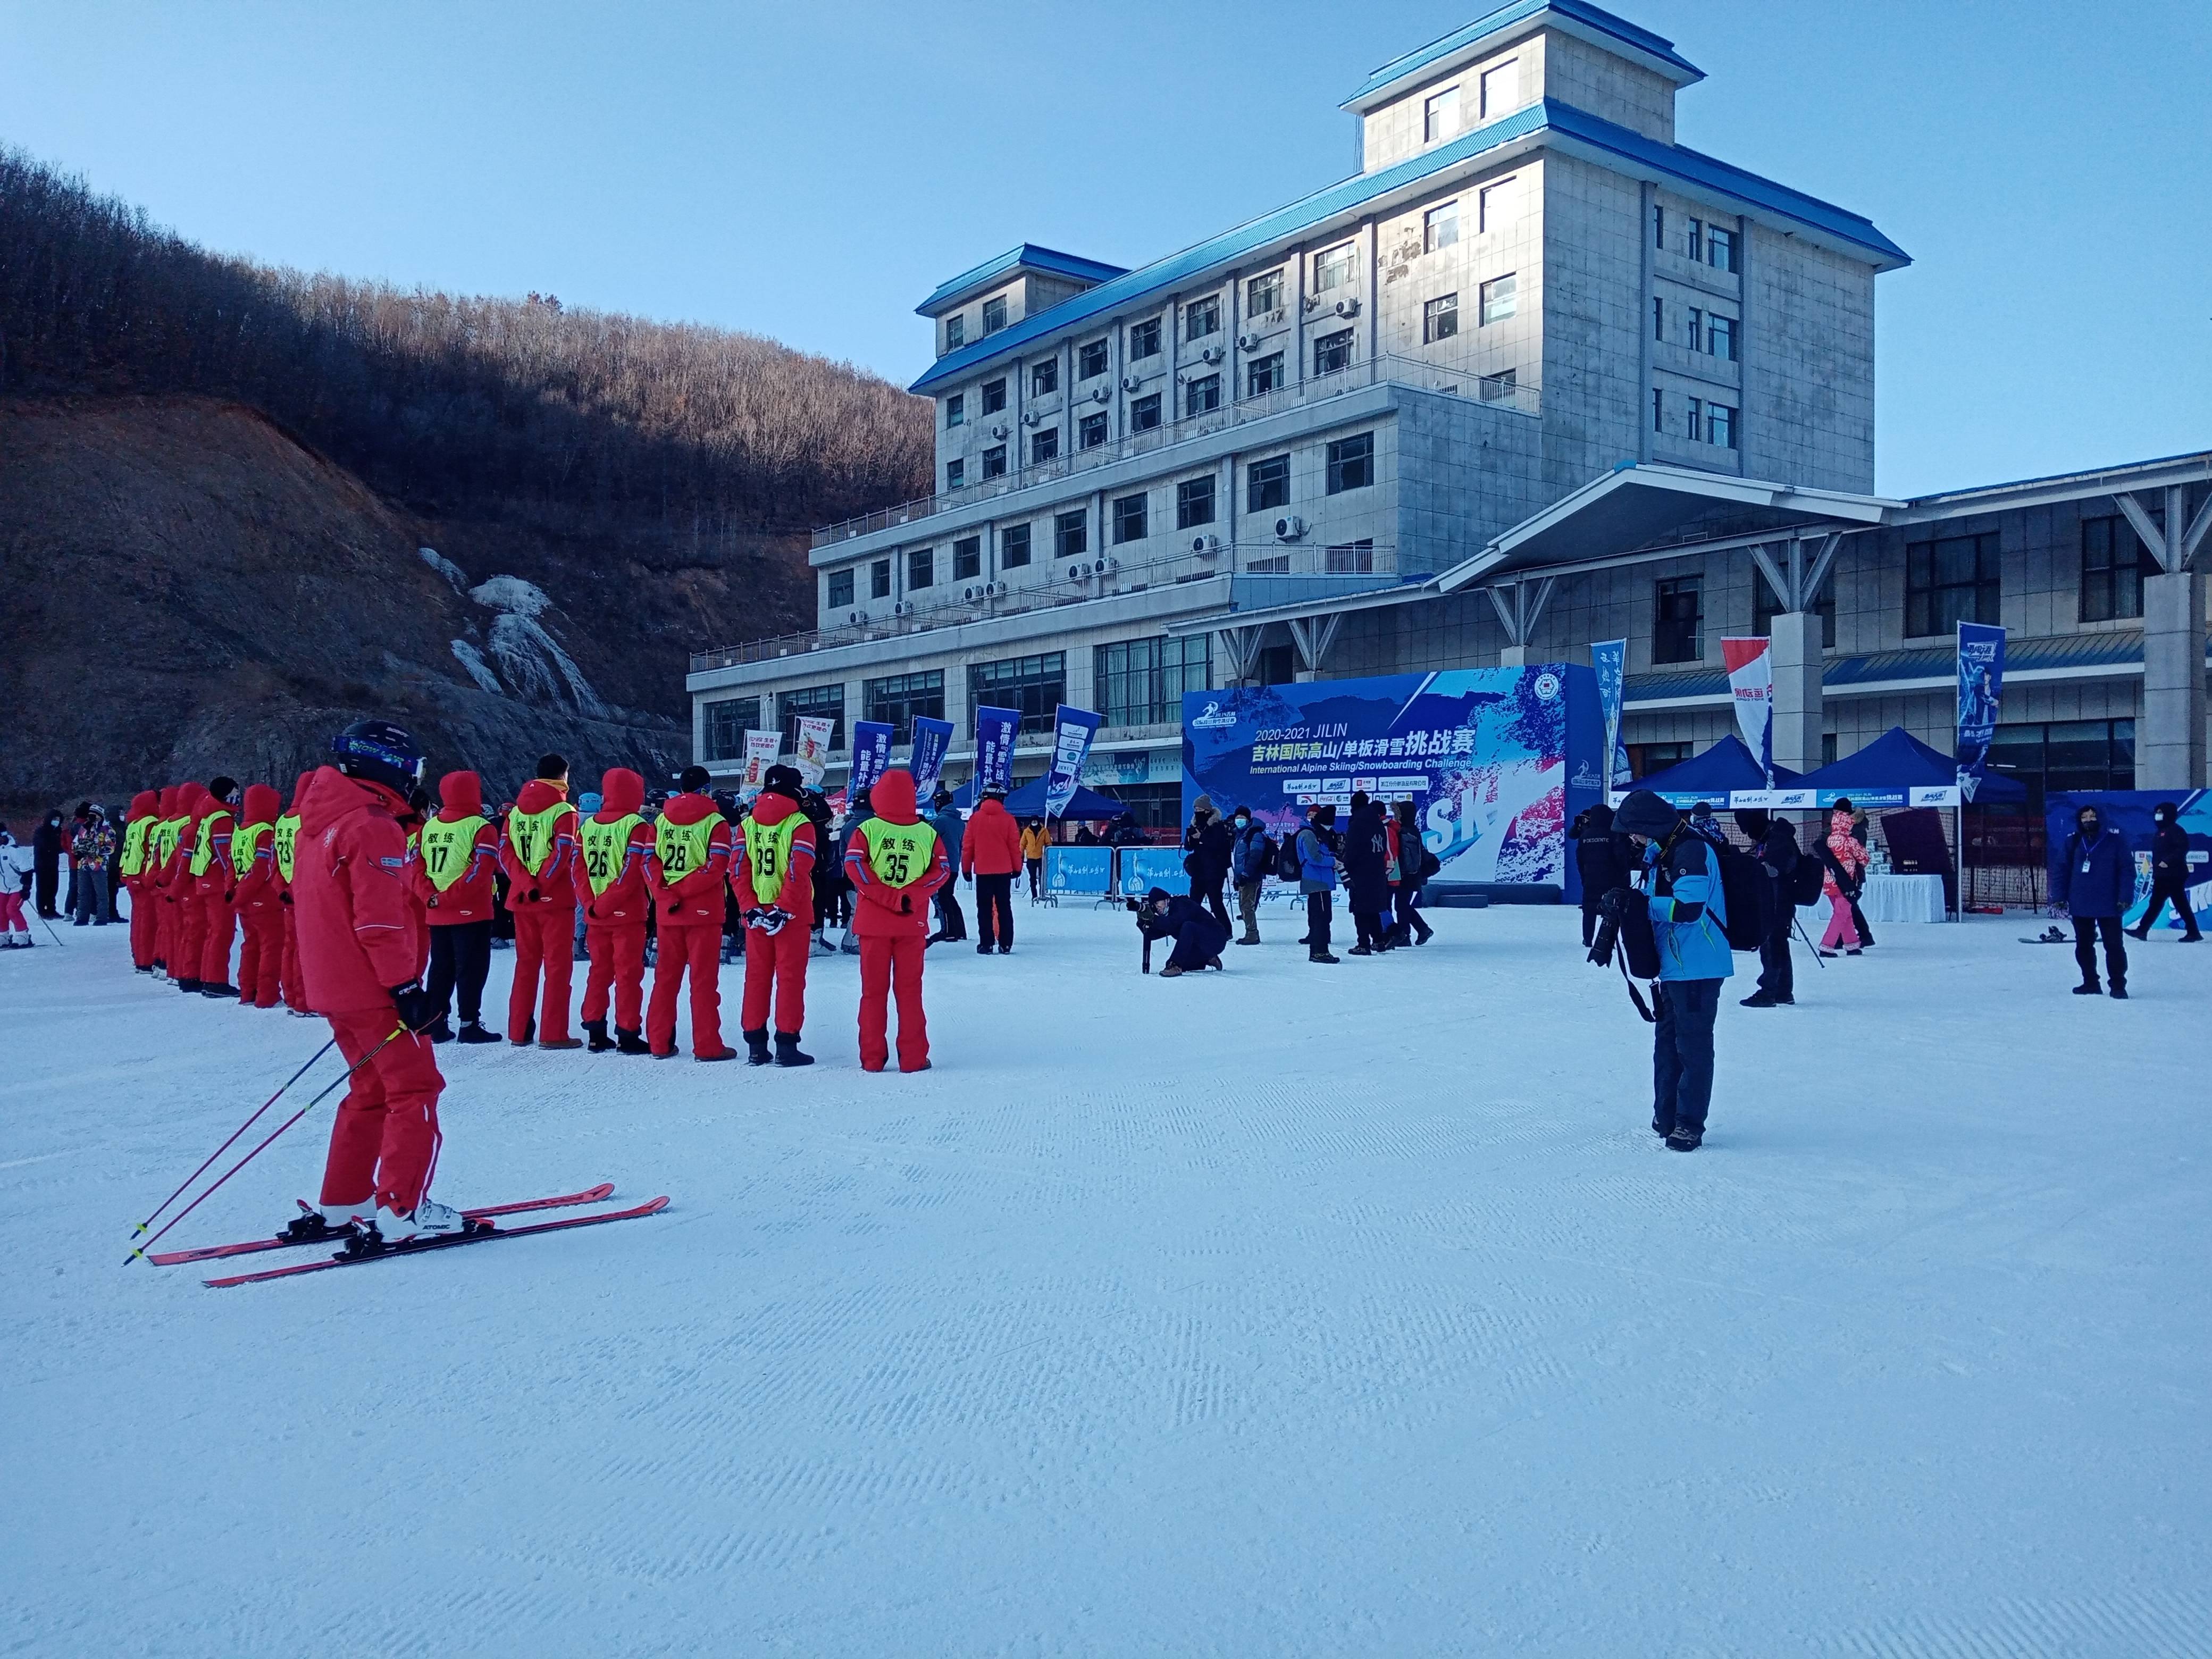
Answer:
[{"left": 7, "top": 901, "right": 2210, "bottom": 1656}]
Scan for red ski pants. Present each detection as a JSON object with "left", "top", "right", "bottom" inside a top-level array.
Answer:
[
  {"left": 647, "top": 922, "right": 723, "bottom": 1057},
  {"left": 280, "top": 905, "right": 310, "bottom": 1012},
  {"left": 320, "top": 1007, "right": 443, "bottom": 1213},
  {"left": 581, "top": 921, "right": 646, "bottom": 1030},
  {"left": 198, "top": 893, "right": 237, "bottom": 986},
  {"left": 740, "top": 921, "right": 810, "bottom": 1036},
  {"left": 173, "top": 896, "right": 204, "bottom": 982},
  {"left": 238, "top": 904, "right": 283, "bottom": 1007},
  {"left": 857, "top": 933, "right": 928, "bottom": 1072},
  {"left": 128, "top": 885, "right": 155, "bottom": 967},
  {"left": 507, "top": 904, "right": 575, "bottom": 1043}
]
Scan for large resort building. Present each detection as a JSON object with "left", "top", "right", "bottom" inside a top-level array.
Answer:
[{"left": 689, "top": 0, "right": 2209, "bottom": 828}]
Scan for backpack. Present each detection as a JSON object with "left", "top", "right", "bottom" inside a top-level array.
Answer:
[
  {"left": 1712, "top": 841, "right": 1769, "bottom": 951},
  {"left": 1275, "top": 833, "right": 1304, "bottom": 882},
  {"left": 1789, "top": 851, "right": 1825, "bottom": 908},
  {"left": 1418, "top": 846, "right": 1441, "bottom": 883}
]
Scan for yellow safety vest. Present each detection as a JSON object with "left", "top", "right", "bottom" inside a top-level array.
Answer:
[
  {"left": 507, "top": 803, "right": 570, "bottom": 876},
  {"left": 273, "top": 814, "right": 300, "bottom": 884},
  {"left": 230, "top": 821, "right": 273, "bottom": 880},
  {"left": 189, "top": 810, "right": 231, "bottom": 878},
  {"left": 864, "top": 819, "right": 937, "bottom": 887},
  {"left": 654, "top": 811, "right": 724, "bottom": 882},
  {"left": 418, "top": 815, "right": 488, "bottom": 892},
  {"left": 157, "top": 816, "right": 187, "bottom": 868},
  {"left": 120, "top": 817, "right": 155, "bottom": 878},
  {"left": 741, "top": 815, "right": 803, "bottom": 906},
  {"left": 580, "top": 814, "right": 643, "bottom": 897}
]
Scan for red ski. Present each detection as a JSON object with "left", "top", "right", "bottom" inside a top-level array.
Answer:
[
  {"left": 147, "top": 1183, "right": 617, "bottom": 1266},
  {"left": 205, "top": 1196, "right": 670, "bottom": 1287}
]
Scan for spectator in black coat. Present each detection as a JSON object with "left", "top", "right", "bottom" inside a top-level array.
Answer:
[
  {"left": 1736, "top": 809, "right": 1800, "bottom": 1007},
  {"left": 1572, "top": 801, "right": 1631, "bottom": 948},
  {"left": 2128, "top": 802, "right": 2201, "bottom": 942},
  {"left": 1182, "top": 795, "right": 1235, "bottom": 932},
  {"left": 31, "top": 809, "right": 63, "bottom": 918},
  {"left": 1138, "top": 886, "right": 1230, "bottom": 976},
  {"left": 2054, "top": 803, "right": 2132, "bottom": 997},
  {"left": 1341, "top": 793, "right": 1394, "bottom": 955}
]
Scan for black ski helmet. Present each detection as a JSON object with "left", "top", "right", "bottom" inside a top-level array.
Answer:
[{"left": 330, "top": 719, "right": 425, "bottom": 797}]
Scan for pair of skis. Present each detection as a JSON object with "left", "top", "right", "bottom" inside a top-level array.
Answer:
[{"left": 147, "top": 1184, "right": 668, "bottom": 1287}]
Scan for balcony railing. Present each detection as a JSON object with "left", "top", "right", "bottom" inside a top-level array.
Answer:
[{"left": 810, "top": 354, "right": 1538, "bottom": 548}]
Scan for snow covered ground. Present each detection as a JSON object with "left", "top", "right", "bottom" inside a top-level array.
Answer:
[{"left": 5, "top": 901, "right": 2209, "bottom": 1656}]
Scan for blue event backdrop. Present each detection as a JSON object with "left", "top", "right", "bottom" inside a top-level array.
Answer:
[
  {"left": 2046, "top": 789, "right": 2212, "bottom": 931},
  {"left": 1182, "top": 666, "right": 1603, "bottom": 899}
]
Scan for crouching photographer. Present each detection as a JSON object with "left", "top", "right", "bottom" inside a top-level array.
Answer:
[
  {"left": 1133, "top": 886, "right": 1229, "bottom": 977},
  {"left": 1592, "top": 789, "right": 1733, "bottom": 1153}
]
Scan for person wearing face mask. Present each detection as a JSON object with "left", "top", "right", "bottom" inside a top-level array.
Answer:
[
  {"left": 2054, "top": 803, "right": 2132, "bottom": 998},
  {"left": 2127, "top": 802, "right": 2200, "bottom": 943},
  {"left": 1227, "top": 805, "right": 1272, "bottom": 945}
]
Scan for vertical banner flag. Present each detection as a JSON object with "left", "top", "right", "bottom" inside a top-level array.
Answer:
[
  {"left": 847, "top": 721, "right": 895, "bottom": 799},
  {"left": 1042, "top": 705, "right": 1103, "bottom": 819},
  {"left": 907, "top": 716, "right": 955, "bottom": 799},
  {"left": 793, "top": 716, "right": 835, "bottom": 787},
  {"left": 974, "top": 706, "right": 1021, "bottom": 793},
  {"left": 1720, "top": 637, "right": 1775, "bottom": 785},
  {"left": 739, "top": 730, "right": 781, "bottom": 797},
  {"left": 1956, "top": 622, "right": 2006, "bottom": 799},
  {"left": 1591, "top": 640, "right": 1630, "bottom": 794}
]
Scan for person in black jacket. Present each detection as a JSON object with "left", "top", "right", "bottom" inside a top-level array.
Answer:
[
  {"left": 1341, "top": 793, "right": 1394, "bottom": 954},
  {"left": 1182, "top": 796, "right": 1235, "bottom": 932},
  {"left": 31, "top": 809, "right": 63, "bottom": 918},
  {"left": 1571, "top": 801, "right": 1631, "bottom": 948},
  {"left": 2127, "top": 802, "right": 2201, "bottom": 942},
  {"left": 1137, "top": 886, "right": 1229, "bottom": 976},
  {"left": 1736, "top": 809, "right": 1799, "bottom": 1007}
]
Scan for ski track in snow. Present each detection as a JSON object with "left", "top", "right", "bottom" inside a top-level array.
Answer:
[{"left": 3, "top": 908, "right": 2209, "bottom": 1655}]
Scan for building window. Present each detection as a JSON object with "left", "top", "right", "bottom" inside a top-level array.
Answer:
[
  {"left": 1095, "top": 634, "right": 1211, "bottom": 727},
  {"left": 1685, "top": 217, "right": 1704, "bottom": 262},
  {"left": 982, "top": 378, "right": 1007, "bottom": 414},
  {"left": 1130, "top": 392, "right": 1162, "bottom": 431},
  {"left": 1707, "top": 225, "right": 1738, "bottom": 273},
  {"left": 1185, "top": 295, "right": 1220, "bottom": 339},
  {"left": 1685, "top": 397, "right": 1704, "bottom": 442},
  {"left": 1247, "top": 454, "right": 1290, "bottom": 512},
  {"left": 1653, "top": 297, "right": 1665, "bottom": 341},
  {"left": 703, "top": 697, "right": 760, "bottom": 762},
  {"left": 944, "top": 458, "right": 964, "bottom": 490},
  {"left": 1112, "top": 493, "right": 1148, "bottom": 543},
  {"left": 969, "top": 652, "right": 1067, "bottom": 734},
  {"left": 2080, "top": 515, "right": 2159, "bottom": 623},
  {"left": 953, "top": 536, "right": 982, "bottom": 581},
  {"left": 907, "top": 547, "right": 933, "bottom": 590},
  {"left": 1479, "top": 272, "right": 1517, "bottom": 324},
  {"left": 1628, "top": 740, "right": 1692, "bottom": 779},
  {"left": 982, "top": 296, "right": 1007, "bottom": 334},
  {"left": 1685, "top": 305, "right": 1704, "bottom": 349},
  {"left": 982, "top": 445, "right": 1007, "bottom": 479},
  {"left": 1479, "top": 177, "right": 1515, "bottom": 231},
  {"left": 999, "top": 523, "right": 1032, "bottom": 568},
  {"left": 1055, "top": 509, "right": 1087, "bottom": 558},
  {"left": 1030, "top": 359, "right": 1058, "bottom": 396},
  {"left": 1324, "top": 539, "right": 1375, "bottom": 573},
  {"left": 1652, "top": 387, "right": 1665, "bottom": 433},
  {"left": 1185, "top": 373, "right": 1221, "bottom": 417},
  {"left": 1128, "top": 317, "right": 1161, "bottom": 358},
  {"left": 1078, "top": 338, "right": 1109, "bottom": 379},
  {"left": 1905, "top": 532, "right": 2001, "bottom": 637},
  {"left": 870, "top": 559, "right": 891, "bottom": 600},
  {"left": 1325, "top": 432, "right": 1374, "bottom": 493},
  {"left": 826, "top": 568, "right": 854, "bottom": 610},
  {"left": 1314, "top": 329, "right": 1355, "bottom": 375},
  {"left": 944, "top": 314, "right": 966, "bottom": 350},
  {"left": 778, "top": 683, "right": 845, "bottom": 753},
  {"left": 1423, "top": 85, "right": 1459, "bottom": 143},
  {"left": 1709, "top": 314, "right": 1737, "bottom": 361},
  {"left": 1986, "top": 719, "right": 2135, "bottom": 810},
  {"left": 1653, "top": 575, "right": 1703, "bottom": 663},
  {"left": 1653, "top": 205, "right": 1666, "bottom": 250},
  {"left": 1176, "top": 475, "right": 1216, "bottom": 529},
  {"left": 1079, "top": 411, "right": 1109, "bottom": 449},
  {"left": 1247, "top": 269, "right": 1283, "bottom": 316},
  {"left": 864, "top": 670, "right": 944, "bottom": 744},
  {"left": 1425, "top": 201, "right": 1459, "bottom": 253},
  {"left": 1030, "top": 428, "right": 1059, "bottom": 465},
  {"left": 1423, "top": 293, "right": 1459, "bottom": 342},
  {"left": 945, "top": 393, "right": 965, "bottom": 429},
  {"left": 1479, "top": 57, "right": 1519, "bottom": 117},
  {"left": 1247, "top": 352, "right": 1284, "bottom": 397},
  {"left": 1313, "top": 243, "right": 1356, "bottom": 293},
  {"left": 1707, "top": 403, "right": 1737, "bottom": 449},
  {"left": 1479, "top": 367, "right": 1518, "bottom": 403},
  {"left": 1753, "top": 579, "right": 1836, "bottom": 647}
]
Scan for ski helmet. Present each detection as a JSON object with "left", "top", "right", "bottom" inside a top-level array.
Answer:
[{"left": 330, "top": 720, "right": 425, "bottom": 797}]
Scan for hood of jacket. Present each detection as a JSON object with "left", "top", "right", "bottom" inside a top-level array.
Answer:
[
  {"left": 870, "top": 768, "right": 919, "bottom": 826},
  {"left": 298, "top": 764, "right": 405, "bottom": 839},
  {"left": 598, "top": 767, "right": 645, "bottom": 818},
  {"left": 177, "top": 783, "right": 209, "bottom": 825},
  {"left": 437, "top": 770, "right": 484, "bottom": 819},
  {"left": 749, "top": 789, "right": 800, "bottom": 828},
  {"left": 156, "top": 785, "right": 178, "bottom": 816},
  {"left": 1612, "top": 790, "right": 1678, "bottom": 840},
  {"left": 513, "top": 778, "right": 569, "bottom": 816},
  {"left": 1831, "top": 808, "right": 1857, "bottom": 834},
  {"left": 241, "top": 783, "right": 281, "bottom": 826},
  {"left": 287, "top": 772, "right": 315, "bottom": 816},
  {"left": 659, "top": 790, "right": 720, "bottom": 827},
  {"left": 130, "top": 790, "right": 158, "bottom": 819}
]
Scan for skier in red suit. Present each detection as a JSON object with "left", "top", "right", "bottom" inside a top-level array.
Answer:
[
  {"left": 500, "top": 755, "right": 582, "bottom": 1049},
  {"left": 276, "top": 772, "right": 314, "bottom": 1016},
  {"left": 192, "top": 775, "right": 242, "bottom": 996},
  {"left": 412, "top": 769, "right": 504, "bottom": 1044},
  {"left": 167, "top": 782, "right": 210, "bottom": 993},
  {"left": 843, "top": 767, "right": 950, "bottom": 1073},
  {"left": 230, "top": 783, "right": 286, "bottom": 1007},
  {"left": 118, "top": 789, "right": 161, "bottom": 972},
  {"left": 574, "top": 766, "right": 658, "bottom": 1054},
  {"left": 732, "top": 764, "right": 818, "bottom": 1067},
  {"left": 646, "top": 765, "right": 737, "bottom": 1061}
]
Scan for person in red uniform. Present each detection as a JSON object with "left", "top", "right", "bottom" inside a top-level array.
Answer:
[
  {"left": 647, "top": 765, "right": 738, "bottom": 1061},
  {"left": 960, "top": 782, "right": 1025, "bottom": 955},
  {"left": 294, "top": 720, "right": 465, "bottom": 1242},
  {"left": 733, "top": 763, "right": 818, "bottom": 1067},
  {"left": 144, "top": 786, "right": 180, "bottom": 975},
  {"left": 575, "top": 766, "right": 657, "bottom": 1054},
  {"left": 413, "top": 769, "right": 504, "bottom": 1045},
  {"left": 843, "top": 767, "right": 950, "bottom": 1073},
  {"left": 118, "top": 789, "right": 162, "bottom": 973},
  {"left": 275, "top": 772, "right": 314, "bottom": 1017},
  {"left": 166, "top": 782, "right": 210, "bottom": 993},
  {"left": 230, "top": 783, "right": 285, "bottom": 1007},
  {"left": 501, "top": 752, "right": 582, "bottom": 1049},
  {"left": 192, "top": 775, "right": 242, "bottom": 997}
]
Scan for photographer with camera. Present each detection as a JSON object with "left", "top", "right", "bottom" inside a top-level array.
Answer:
[
  {"left": 1135, "top": 886, "right": 1229, "bottom": 977},
  {"left": 1599, "top": 790, "right": 1732, "bottom": 1152}
]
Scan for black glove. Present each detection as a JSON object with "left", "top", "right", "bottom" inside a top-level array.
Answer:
[
  {"left": 1598, "top": 886, "right": 1636, "bottom": 924},
  {"left": 390, "top": 983, "right": 440, "bottom": 1033}
]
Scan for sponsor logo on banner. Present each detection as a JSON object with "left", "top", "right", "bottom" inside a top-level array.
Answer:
[
  {"left": 1591, "top": 640, "right": 1630, "bottom": 788},
  {"left": 793, "top": 717, "right": 834, "bottom": 787},
  {"left": 1956, "top": 622, "right": 2006, "bottom": 800},
  {"left": 973, "top": 706, "right": 1021, "bottom": 793},
  {"left": 1042, "top": 705, "right": 1102, "bottom": 819},
  {"left": 1188, "top": 699, "right": 1238, "bottom": 730},
  {"left": 1910, "top": 784, "right": 1962, "bottom": 807},
  {"left": 1721, "top": 637, "right": 1774, "bottom": 785},
  {"left": 1532, "top": 672, "right": 1561, "bottom": 702},
  {"left": 847, "top": 721, "right": 894, "bottom": 798},
  {"left": 907, "top": 717, "right": 955, "bottom": 799},
  {"left": 739, "top": 730, "right": 781, "bottom": 797}
]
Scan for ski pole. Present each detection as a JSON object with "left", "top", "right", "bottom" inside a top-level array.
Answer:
[
  {"left": 127, "top": 1027, "right": 403, "bottom": 1264},
  {"left": 1794, "top": 914, "right": 1826, "bottom": 967},
  {"left": 130, "top": 1036, "right": 337, "bottom": 1239},
  {"left": 39, "top": 911, "right": 67, "bottom": 946}
]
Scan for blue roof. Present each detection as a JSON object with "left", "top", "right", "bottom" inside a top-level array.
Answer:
[
  {"left": 1343, "top": 0, "right": 1701, "bottom": 110},
  {"left": 916, "top": 244, "right": 1129, "bottom": 317},
  {"left": 1794, "top": 726, "right": 2026, "bottom": 801},
  {"left": 910, "top": 98, "right": 1906, "bottom": 395},
  {"left": 1633, "top": 734, "right": 1803, "bottom": 801}
]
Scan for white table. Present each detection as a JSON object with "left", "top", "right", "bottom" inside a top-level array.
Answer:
[{"left": 1859, "top": 873, "right": 1948, "bottom": 923}]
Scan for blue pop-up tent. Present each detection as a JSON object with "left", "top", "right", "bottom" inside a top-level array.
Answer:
[
  {"left": 1791, "top": 726, "right": 2025, "bottom": 807},
  {"left": 1631, "top": 734, "right": 1803, "bottom": 806},
  {"left": 949, "top": 776, "right": 1127, "bottom": 818}
]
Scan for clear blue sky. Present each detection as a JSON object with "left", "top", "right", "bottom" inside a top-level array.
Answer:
[{"left": 3, "top": 1, "right": 2204, "bottom": 497}]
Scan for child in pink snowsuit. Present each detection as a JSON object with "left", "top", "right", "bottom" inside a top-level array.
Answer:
[{"left": 1821, "top": 806, "right": 1869, "bottom": 951}]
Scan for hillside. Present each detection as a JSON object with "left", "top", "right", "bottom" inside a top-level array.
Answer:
[{"left": 0, "top": 147, "right": 932, "bottom": 806}]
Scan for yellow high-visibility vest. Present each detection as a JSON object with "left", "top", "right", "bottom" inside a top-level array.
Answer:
[
  {"left": 741, "top": 815, "right": 803, "bottom": 906},
  {"left": 188, "top": 810, "right": 232, "bottom": 878},
  {"left": 230, "top": 821, "right": 273, "bottom": 880},
  {"left": 120, "top": 817, "right": 155, "bottom": 878},
  {"left": 580, "top": 814, "right": 643, "bottom": 897},
  {"left": 653, "top": 811, "right": 724, "bottom": 882},
  {"left": 419, "top": 815, "right": 487, "bottom": 892},
  {"left": 864, "top": 819, "right": 937, "bottom": 887},
  {"left": 273, "top": 814, "right": 300, "bottom": 884},
  {"left": 507, "top": 803, "right": 570, "bottom": 876}
]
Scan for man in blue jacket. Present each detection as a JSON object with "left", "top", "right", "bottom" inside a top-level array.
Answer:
[
  {"left": 2054, "top": 803, "right": 2132, "bottom": 997},
  {"left": 1609, "top": 790, "right": 1731, "bottom": 1151},
  {"left": 926, "top": 789, "right": 967, "bottom": 945}
]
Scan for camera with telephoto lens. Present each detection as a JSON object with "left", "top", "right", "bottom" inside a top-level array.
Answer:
[{"left": 1587, "top": 875, "right": 1656, "bottom": 974}]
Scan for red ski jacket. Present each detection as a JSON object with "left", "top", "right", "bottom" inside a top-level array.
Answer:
[
  {"left": 232, "top": 784, "right": 284, "bottom": 911},
  {"left": 731, "top": 788, "right": 817, "bottom": 926},
  {"left": 292, "top": 766, "right": 424, "bottom": 1015},
  {"left": 574, "top": 767, "right": 658, "bottom": 925},
  {"left": 413, "top": 770, "right": 502, "bottom": 925},
  {"left": 648, "top": 791, "right": 733, "bottom": 927},
  {"left": 961, "top": 798, "right": 1024, "bottom": 877},
  {"left": 500, "top": 778, "right": 579, "bottom": 910},
  {"left": 844, "top": 769, "right": 949, "bottom": 937}
]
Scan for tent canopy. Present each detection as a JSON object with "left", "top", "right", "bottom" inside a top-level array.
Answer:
[
  {"left": 1630, "top": 734, "right": 1803, "bottom": 805},
  {"left": 948, "top": 776, "right": 1127, "bottom": 818},
  {"left": 1794, "top": 726, "right": 2026, "bottom": 802}
]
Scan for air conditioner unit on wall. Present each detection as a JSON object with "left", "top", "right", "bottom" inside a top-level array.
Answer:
[
  {"left": 1273, "top": 515, "right": 1307, "bottom": 543},
  {"left": 1191, "top": 534, "right": 1221, "bottom": 556},
  {"left": 1200, "top": 345, "right": 1224, "bottom": 365},
  {"left": 1120, "top": 375, "right": 1143, "bottom": 392},
  {"left": 1089, "top": 386, "right": 1111, "bottom": 404},
  {"left": 1236, "top": 332, "right": 1263, "bottom": 352},
  {"left": 1020, "top": 410, "right": 1041, "bottom": 426},
  {"left": 1333, "top": 297, "right": 1360, "bottom": 319},
  {"left": 988, "top": 422, "right": 1008, "bottom": 439}
]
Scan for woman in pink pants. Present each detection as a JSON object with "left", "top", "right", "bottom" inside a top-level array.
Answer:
[{"left": 1821, "top": 804, "right": 1869, "bottom": 954}]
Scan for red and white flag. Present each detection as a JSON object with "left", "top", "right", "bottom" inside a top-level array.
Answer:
[{"left": 1721, "top": 637, "right": 1773, "bottom": 784}]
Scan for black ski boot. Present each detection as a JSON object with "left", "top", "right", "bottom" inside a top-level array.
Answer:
[
  {"left": 424, "top": 1016, "right": 456, "bottom": 1044},
  {"left": 456, "top": 1020, "right": 501, "bottom": 1044},
  {"left": 744, "top": 1027, "right": 772, "bottom": 1066},
  {"left": 774, "top": 1031, "right": 815, "bottom": 1067},
  {"left": 585, "top": 1018, "right": 615, "bottom": 1053},
  {"left": 1666, "top": 1125, "right": 1704, "bottom": 1152},
  {"left": 177, "top": 976, "right": 204, "bottom": 994},
  {"left": 615, "top": 1027, "right": 651, "bottom": 1055},
  {"left": 200, "top": 982, "right": 241, "bottom": 999}
]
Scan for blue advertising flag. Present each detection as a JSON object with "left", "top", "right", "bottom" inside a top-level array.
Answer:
[
  {"left": 1955, "top": 623, "right": 2006, "bottom": 799},
  {"left": 907, "top": 717, "right": 955, "bottom": 798},
  {"left": 848, "top": 721, "right": 895, "bottom": 799},
  {"left": 973, "top": 706, "right": 1021, "bottom": 792},
  {"left": 1592, "top": 639, "right": 1630, "bottom": 791},
  {"left": 1043, "top": 705, "right": 1103, "bottom": 819}
]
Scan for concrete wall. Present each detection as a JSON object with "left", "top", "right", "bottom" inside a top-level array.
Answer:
[{"left": 1741, "top": 222, "right": 1876, "bottom": 492}]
